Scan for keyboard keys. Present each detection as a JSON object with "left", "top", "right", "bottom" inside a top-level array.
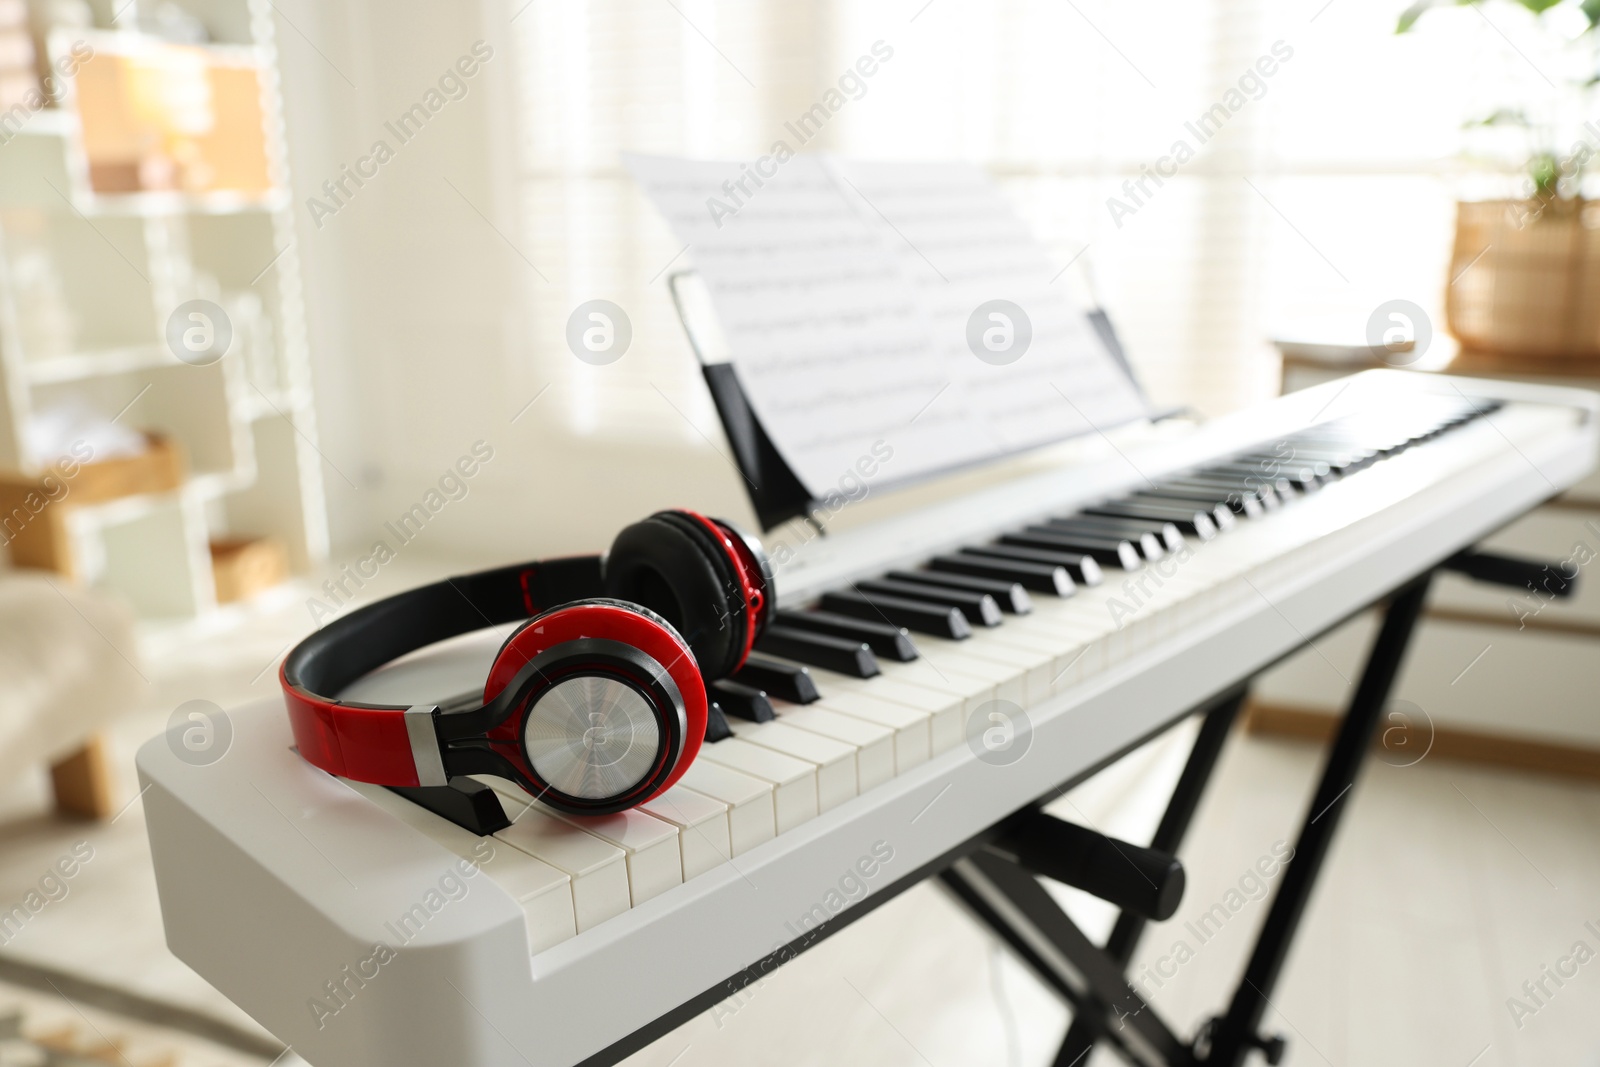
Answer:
[
  {"left": 1204, "top": 468, "right": 1298, "bottom": 498},
  {"left": 1130, "top": 487, "right": 1245, "bottom": 524},
  {"left": 704, "top": 699, "right": 734, "bottom": 743},
  {"left": 961, "top": 544, "right": 1104, "bottom": 586},
  {"left": 1049, "top": 515, "right": 1184, "bottom": 553},
  {"left": 856, "top": 577, "right": 1004, "bottom": 627},
  {"left": 678, "top": 760, "right": 775, "bottom": 856},
  {"left": 772, "top": 704, "right": 897, "bottom": 790},
  {"left": 820, "top": 589, "right": 973, "bottom": 639},
  {"left": 750, "top": 627, "right": 877, "bottom": 680},
  {"left": 697, "top": 738, "right": 818, "bottom": 833},
  {"left": 1157, "top": 477, "right": 1276, "bottom": 513},
  {"left": 806, "top": 690, "right": 931, "bottom": 770},
  {"left": 806, "top": 659, "right": 969, "bottom": 754},
  {"left": 887, "top": 569, "right": 1033, "bottom": 613},
  {"left": 734, "top": 653, "right": 821, "bottom": 703},
  {"left": 727, "top": 720, "right": 858, "bottom": 812},
  {"left": 547, "top": 806, "right": 682, "bottom": 906},
  {"left": 1001, "top": 529, "right": 1143, "bottom": 570},
  {"left": 774, "top": 609, "right": 919, "bottom": 661},
  {"left": 637, "top": 786, "right": 731, "bottom": 880},
  {"left": 1080, "top": 502, "right": 1217, "bottom": 540},
  {"left": 711, "top": 679, "right": 776, "bottom": 723},
  {"left": 1158, "top": 483, "right": 1267, "bottom": 518},
  {"left": 347, "top": 780, "right": 577, "bottom": 954},
  {"left": 492, "top": 804, "right": 630, "bottom": 932},
  {"left": 928, "top": 553, "right": 1073, "bottom": 596}
]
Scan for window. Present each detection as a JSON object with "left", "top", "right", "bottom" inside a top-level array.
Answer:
[{"left": 509, "top": 0, "right": 1559, "bottom": 439}]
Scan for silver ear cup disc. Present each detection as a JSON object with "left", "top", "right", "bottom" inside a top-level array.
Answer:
[{"left": 523, "top": 675, "right": 663, "bottom": 801}]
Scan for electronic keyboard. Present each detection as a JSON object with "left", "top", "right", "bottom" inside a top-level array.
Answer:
[{"left": 137, "top": 370, "right": 1599, "bottom": 1067}]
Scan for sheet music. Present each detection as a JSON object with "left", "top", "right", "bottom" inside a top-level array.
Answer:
[{"left": 625, "top": 154, "right": 1146, "bottom": 499}]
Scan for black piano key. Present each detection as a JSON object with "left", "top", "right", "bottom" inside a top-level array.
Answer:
[
  {"left": 1076, "top": 504, "right": 1213, "bottom": 542},
  {"left": 711, "top": 679, "right": 775, "bottom": 723},
  {"left": 1133, "top": 485, "right": 1253, "bottom": 522},
  {"left": 888, "top": 569, "right": 1033, "bottom": 614},
  {"left": 1050, "top": 514, "right": 1186, "bottom": 552},
  {"left": 1249, "top": 446, "right": 1375, "bottom": 471},
  {"left": 1002, "top": 529, "right": 1143, "bottom": 571},
  {"left": 927, "top": 554, "right": 1074, "bottom": 597},
  {"left": 819, "top": 589, "right": 973, "bottom": 640},
  {"left": 774, "top": 610, "right": 919, "bottom": 661},
  {"left": 1211, "top": 461, "right": 1325, "bottom": 490},
  {"left": 961, "top": 544, "right": 1104, "bottom": 586},
  {"left": 704, "top": 700, "right": 734, "bottom": 742},
  {"left": 1184, "top": 476, "right": 1292, "bottom": 508},
  {"left": 753, "top": 627, "right": 879, "bottom": 679},
  {"left": 1157, "top": 476, "right": 1277, "bottom": 512},
  {"left": 734, "top": 650, "right": 829, "bottom": 700},
  {"left": 1201, "top": 471, "right": 1297, "bottom": 499},
  {"left": 856, "top": 578, "right": 1004, "bottom": 627}
]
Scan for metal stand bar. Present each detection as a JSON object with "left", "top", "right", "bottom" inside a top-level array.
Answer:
[
  {"left": 942, "top": 853, "right": 1187, "bottom": 1067},
  {"left": 1054, "top": 686, "right": 1247, "bottom": 1066},
  {"left": 1199, "top": 574, "right": 1434, "bottom": 1065}
]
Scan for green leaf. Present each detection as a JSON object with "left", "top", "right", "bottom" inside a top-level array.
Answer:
[
  {"left": 1467, "top": 107, "right": 1532, "bottom": 126},
  {"left": 1396, "top": 0, "right": 1437, "bottom": 32},
  {"left": 1516, "top": 0, "right": 1564, "bottom": 13},
  {"left": 1531, "top": 151, "right": 1562, "bottom": 197},
  {"left": 1583, "top": 0, "right": 1600, "bottom": 28}
]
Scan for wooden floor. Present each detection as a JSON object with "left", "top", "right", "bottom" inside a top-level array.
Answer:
[{"left": 0, "top": 558, "right": 1596, "bottom": 1066}]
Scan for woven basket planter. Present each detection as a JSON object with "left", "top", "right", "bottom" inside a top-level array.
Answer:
[{"left": 1446, "top": 198, "right": 1600, "bottom": 363}]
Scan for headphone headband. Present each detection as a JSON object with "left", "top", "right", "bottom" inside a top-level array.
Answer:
[{"left": 281, "top": 555, "right": 605, "bottom": 786}]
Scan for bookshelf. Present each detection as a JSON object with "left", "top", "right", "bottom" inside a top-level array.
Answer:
[{"left": 0, "top": 0, "right": 327, "bottom": 625}]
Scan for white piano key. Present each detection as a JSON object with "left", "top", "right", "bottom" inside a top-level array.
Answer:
[
  {"left": 987, "top": 621, "right": 1099, "bottom": 677},
  {"left": 931, "top": 634, "right": 1055, "bottom": 706},
  {"left": 492, "top": 804, "right": 630, "bottom": 933},
  {"left": 773, "top": 704, "right": 896, "bottom": 791},
  {"left": 697, "top": 738, "right": 818, "bottom": 833},
  {"left": 638, "top": 785, "right": 731, "bottom": 880},
  {"left": 678, "top": 759, "right": 776, "bottom": 856},
  {"left": 554, "top": 809, "right": 682, "bottom": 905},
  {"left": 482, "top": 780, "right": 684, "bottom": 907},
  {"left": 809, "top": 689, "right": 931, "bottom": 770},
  {"left": 883, "top": 657, "right": 996, "bottom": 712},
  {"left": 345, "top": 780, "right": 576, "bottom": 955},
  {"left": 928, "top": 648, "right": 1031, "bottom": 706},
  {"left": 819, "top": 671, "right": 964, "bottom": 754},
  {"left": 874, "top": 676, "right": 967, "bottom": 754},
  {"left": 728, "top": 719, "right": 858, "bottom": 811}
]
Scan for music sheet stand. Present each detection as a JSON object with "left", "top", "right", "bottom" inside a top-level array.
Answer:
[{"left": 666, "top": 271, "right": 1161, "bottom": 532}]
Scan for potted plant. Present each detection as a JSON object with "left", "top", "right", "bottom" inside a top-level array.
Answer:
[{"left": 1402, "top": 0, "right": 1600, "bottom": 364}]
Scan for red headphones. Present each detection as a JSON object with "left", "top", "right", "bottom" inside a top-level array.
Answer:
[{"left": 280, "top": 510, "right": 772, "bottom": 815}]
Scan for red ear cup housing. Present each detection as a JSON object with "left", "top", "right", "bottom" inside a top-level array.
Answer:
[
  {"left": 603, "top": 510, "right": 771, "bottom": 678},
  {"left": 481, "top": 600, "right": 707, "bottom": 813}
]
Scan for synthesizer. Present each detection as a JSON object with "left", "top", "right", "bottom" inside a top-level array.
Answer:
[{"left": 138, "top": 370, "right": 1598, "bottom": 1067}]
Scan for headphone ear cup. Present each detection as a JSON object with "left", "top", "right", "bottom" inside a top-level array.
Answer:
[
  {"left": 604, "top": 513, "right": 745, "bottom": 678},
  {"left": 484, "top": 598, "right": 707, "bottom": 811}
]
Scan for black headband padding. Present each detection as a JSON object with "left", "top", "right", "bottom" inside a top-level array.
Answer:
[
  {"left": 285, "top": 555, "right": 603, "bottom": 703},
  {"left": 604, "top": 513, "right": 742, "bottom": 677}
]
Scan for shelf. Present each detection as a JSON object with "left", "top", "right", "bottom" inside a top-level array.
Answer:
[
  {"left": 0, "top": 1, "right": 328, "bottom": 620},
  {"left": 25, "top": 344, "right": 173, "bottom": 384},
  {"left": 75, "top": 188, "right": 292, "bottom": 217},
  {"left": 239, "top": 387, "right": 312, "bottom": 421},
  {"left": 62, "top": 469, "right": 251, "bottom": 531},
  {"left": 1, "top": 110, "right": 79, "bottom": 139}
]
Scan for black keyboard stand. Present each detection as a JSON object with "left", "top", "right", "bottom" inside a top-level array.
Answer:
[{"left": 949, "top": 573, "right": 1432, "bottom": 1067}]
